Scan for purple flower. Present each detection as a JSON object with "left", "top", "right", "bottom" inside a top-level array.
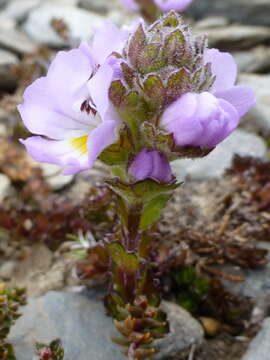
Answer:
[
  {"left": 19, "top": 22, "right": 129, "bottom": 175},
  {"left": 129, "top": 149, "right": 172, "bottom": 183},
  {"left": 160, "top": 49, "right": 255, "bottom": 148},
  {"left": 154, "top": 0, "right": 193, "bottom": 12},
  {"left": 121, "top": 0, "right": 192, "bottom": 12},
  {"left": 121, "top": 0, "right": 139, "bottom": 11}
]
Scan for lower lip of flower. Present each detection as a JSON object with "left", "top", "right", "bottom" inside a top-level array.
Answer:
[{"left": 70, "top": 136, "right": 88, "bottom": 155}]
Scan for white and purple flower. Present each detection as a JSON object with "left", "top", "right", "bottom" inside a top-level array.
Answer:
[
  {"left": 19, "top": 22, "right": 128, "bottom": 175},
  {"left": 160, "top": 49, "right": 255, "bottom": 148}
]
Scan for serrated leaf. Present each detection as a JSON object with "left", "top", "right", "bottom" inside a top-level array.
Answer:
[
  {"left": 99, "top": 127, "right": 132, "bottom": 166},
  {"left": 173, "top": 145, "right": 214, "bottom": 159},
  {"left": 121, "top": 63, "right": 135, "bottom": 88},
  {"left": 163, "top": 12, "right": 179, "bottom": 27},
  {"left": 108, "top": 243, "right": 139, "bottom": 273},
  {"left": 109, "top": 80, "right": 127, "bottom": 107},
  {"left": 140, "top": 194, "right": 171, "bottom": 230},
  {"left": 107, "top": 178, "right": 180, "bottom": 205},
  {"left": 137, "top": 43, "right": 164, "bottom": 74},
  {"left": 166, "top": 68, "right": 191, "bottom": 102},
  {"left": 124, "top": 91, "right": 140, "bottom": 108},
  {"left": 143, "top": 75, "right": 165, "bottom": 104},
  {"left": 128, "top": 24, "right": 146, "bottom": 67},
  {"left": 141, "top": 122, "right": 175, "bottom": 157},
  {"left": 163, "top": 30, "right": 191, "bottom": 67},
  {"left": 164, "top": 30, "right": 185, "bottom": 52}
]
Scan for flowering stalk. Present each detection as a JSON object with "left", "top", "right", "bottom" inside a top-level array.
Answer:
[
  {"left": 104, "top": 176, "right": 178, "bottom": 358},
  {"left": 19, "top": 11, "right": 255, "bottom": 360}
]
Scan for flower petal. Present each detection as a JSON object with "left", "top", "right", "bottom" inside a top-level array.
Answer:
[
  {"left": 88, "top": 63, "right": 116, "bottom": 121},
  {"left": 160, "top": 92, "right": 204, "bottom": 146},
  {"left": 20, "top": 136, "right": 90, "bottom": 174},
  {"left": 18, "top": 45, "right": 98, "bottom": 140},
  {"left": 92, "top": 22, "right": 129, "bottom": 64},
  {"left": 121, "top": 0, "right": 138, "bottom": 11},
  {"left": 151, "top": 150, "right": 172, "bottom": 183},
  {"left": 215, "top": 85, "right": 256, "bottom": 117},
  {"left": 87, "top": 120, "right": 118, "bottom": 168},
  {"left": 47, "top": 44, "right": 95, "bottom": 116},
  {"left": 160, "top": 92, "right": 240, "bottom": 148},
  {"left": 129, "top": 149, "right": 172, "bottom": 183},
  {"left": 154, "top": 0, "right": 193, "bottom": 12},
  {"left": 200, "top": 98, "right": 239, "bottom": 147},
  {"left": 129, "top": 149, "right": 154, "bottom": 181},
  {"left": 18, "top": 101, "right": 92, "bottom": 140},
  {"left": 205, "top": 48, "right": 237, "bottom": 93}
]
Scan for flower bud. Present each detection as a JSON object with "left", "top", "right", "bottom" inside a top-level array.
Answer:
[
  {"left": 129, "top": 149, "right": 172, "bottom": 183},
  {"left": 160, "top": 92, "right": 239, "bottom": 148},
  {"left": 122, "top": 12, "right": 215, "bottom": 107}
]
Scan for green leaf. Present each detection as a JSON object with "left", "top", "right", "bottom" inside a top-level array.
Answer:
[
  {"left": 141, "top": 122, "right": 175, "bottom": 158},
  {"left": 143, "top": 75, "right": 165, "bottom": 105},
  {"left": 107, "top": 178, "right": 180, "bottom": 205},
  {"left": 163, "top": 12, "right": 179, "bottom": 27},
  {"left": 107, "top": 243, "right": 139, "bottom": 273},
  {"left": 109, "top": 80, "right": 127, "bottom": 107},
  {"left": 174, "top": 267, "right": 197, "bottom": 286},
  {"left": 104, "top": 293, "right": 126, "bottom": 321},
  {"left": 166, "top": 68, "right": 190, "bottom": 102},
  {"left": 99, "top": 127, "right": 131, "bottom": 166},
  {"left": 137, "top": 43, "right": 165, "bottom": 74},
  {"left": 121, "top": 63, "right": 135, "bottom": 88},
  {"left": 140, "top": 194, "right": 171, "bottom": 230},
  {"left": 128, "top": 24, "right": 146, "bottom": 67},
  {"left": 193, "top": 276, "right": 210, "bottom": 296}
]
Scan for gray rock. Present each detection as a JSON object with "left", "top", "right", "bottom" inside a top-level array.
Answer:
[
  {"left": 239, "top": 74, "right": 270, "bottom": 136},
  {"left": 0, "top": 0, "right": 9, "bottom": 9},
  {"left": 47, "top": 0, "right": 78, "bottom": 5},
  {"left": 0, "top": 49, "right": 18, "bottom": 92},
  {"left": 241, "top": 318, "right": 270, "bottom": 360},
  {"left": 195, "top": 16, "right": 229, "bottom": 30},
  {"left": 23, "top": 4, "right": 105, "bottom": 46},
  {"left": 155, "top": 301, "right": 204, "bottom": 359},
  {"left": 189, "top": 0, "right": 270, "bottom": 27},
  {"left": 172, "top": 130, "right": 267, "bottom": 181},
  {"left": 0, "top": 173, "right": 11, "bottom": 202},
  {"left": 78, "top": 0, "right": 114, "bottom": 14},
  {"left": 224, "top": 242, "right": 270, "bottom": 299},
  {"left": 0, "top": 26, "right": 37, "bottom": 54},
  {"left": 233, "top": 46, "right": 270, "bottom": 73},
  {"left": 0, "top": 260, "right": 16, "bottom": 280},
  {"left": 204, "top": 25, "right": 270, "bottom": 51},
  {"left": 39, "top": 163, "right": 74, "bottom": 190},
  {"left": 8, "top": 290, "right": 203, "bottom": 360},
  {"left": 1, "top": 0, "right": 42, "bottom": 22},
  {"left": 0, "top": 48, "right": 18, "bottom": 65}
]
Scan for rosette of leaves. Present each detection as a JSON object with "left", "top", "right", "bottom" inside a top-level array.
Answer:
[
  {"left": 35, "top": 339, "right": 65, "bottom": 360},
  {"left": 0, "top": 283, "right": 27, "bottom": 360}
]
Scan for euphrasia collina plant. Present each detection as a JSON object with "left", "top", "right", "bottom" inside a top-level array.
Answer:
[{"left": 18, "top": 10, "right": 255, "bottom": 360}]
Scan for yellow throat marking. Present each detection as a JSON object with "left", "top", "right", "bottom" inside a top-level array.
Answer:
[{"left": 70, "top": 136, "right": 88, "bottom": 155}]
